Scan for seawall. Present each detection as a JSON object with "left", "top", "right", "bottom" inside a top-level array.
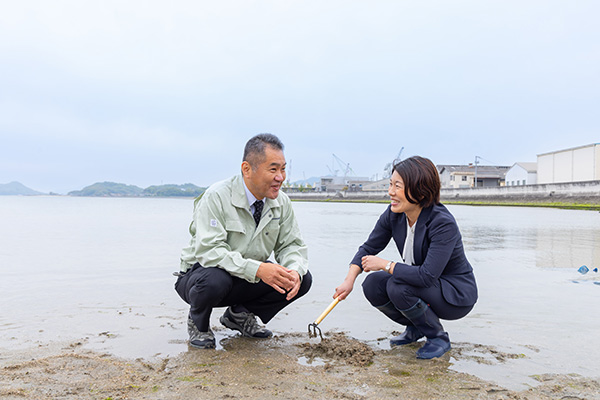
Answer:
[
  {"left": 285, "top": 180, "right": 600, "bottom": 206},
  {"left": 440, "top": 180, "right": 600, "bottom": 204}
]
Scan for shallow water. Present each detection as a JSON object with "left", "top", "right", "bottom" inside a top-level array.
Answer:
[{"left": 0, "top": 196, "right": 599, "bottom": 390}]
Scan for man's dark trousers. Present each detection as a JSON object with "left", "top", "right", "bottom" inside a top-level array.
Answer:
[{"left": 175, "top": 263, "right": 312, "bottom": 331}]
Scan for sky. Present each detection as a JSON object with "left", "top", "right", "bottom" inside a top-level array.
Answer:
[{"left": 1, "top": 1, "right": 599, "bottom": 194}]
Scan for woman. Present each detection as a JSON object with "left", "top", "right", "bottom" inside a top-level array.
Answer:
[{"left": 334, "top": 156, "right": 478, "bottom": 359}]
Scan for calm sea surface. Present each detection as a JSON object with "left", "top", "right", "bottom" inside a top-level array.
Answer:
[{"left": 1, "top": 196, "right": 599, "bottom": 389}]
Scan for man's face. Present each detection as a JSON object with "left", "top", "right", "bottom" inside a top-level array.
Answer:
[{"left": 242, "top": 146, "right": 286, "bottom": 200}]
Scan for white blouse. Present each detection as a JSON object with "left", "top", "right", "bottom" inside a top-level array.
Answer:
[{"left": 402, "top": 218, "right": 417, "bottom": 266}]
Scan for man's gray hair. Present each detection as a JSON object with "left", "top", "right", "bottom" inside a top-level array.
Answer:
[{"left": 243, "top": 133, "right": 284, "bottom": 169}]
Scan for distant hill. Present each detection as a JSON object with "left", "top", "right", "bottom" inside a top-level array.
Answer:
[
  {"left": 69, "top": 182, "right": 144, "bottom": 197},
  {"left": 68, "top": 182, "right": 206, "bottom": 197},
  {"left": 0, "top": 181, "right": 43, "bottom": 195},
  {"left": 291, "top": 176, "right": 321, "bottom": 186},
  {"left": 143, "top": 183, "right": 205, "bottom": 197}
]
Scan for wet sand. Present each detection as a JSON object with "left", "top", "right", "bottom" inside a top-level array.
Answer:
[
  {"left": 2, "top": 199, "right": 600, "bottom": 398},
  {"left": 2, "top": 331, "right": 599, "bottom": 400}
]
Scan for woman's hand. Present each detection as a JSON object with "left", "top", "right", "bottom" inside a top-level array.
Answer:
[
  {"left": 334, "top": 264, "right": 362, "bottom": 300},
  {"left": 334, "top": 279, "right": 354, "bottom": 300},
  {"left": 361, "top": 255, "right": 388, "bottom": 272}
]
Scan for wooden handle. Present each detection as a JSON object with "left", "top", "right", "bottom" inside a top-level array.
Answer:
[{"left": 314, "top": 297, "right": 340, "bottom": 325}]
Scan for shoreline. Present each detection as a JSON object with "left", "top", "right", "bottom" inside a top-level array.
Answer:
[
  {"left": 2, "top": 332, "right": 599, "bottom": 400},
  {"left": 287, "top": 196, "right": 600, "bottom": 211},
  {"left": 7, "top": 193, "right": 599, "bottom": 211},
  {"left": 285, "top": 179, "right": 600, "bottom": 210}
]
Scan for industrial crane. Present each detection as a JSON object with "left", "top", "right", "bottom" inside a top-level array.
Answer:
[{"left": 383, "top": 147, "right": 404, "bottom": 178}]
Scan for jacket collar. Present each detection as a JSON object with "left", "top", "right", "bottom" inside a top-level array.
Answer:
[
  {"left": 231, "top": 174, "right": 281, "bottom": 211},
  {"left": 232, "top": 175, "right": 250, "bottom": 209}
]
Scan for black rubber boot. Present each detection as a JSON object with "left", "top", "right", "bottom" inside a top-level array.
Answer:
[{"left": 399, "top": 299, "right": 451, "bottom": 359}]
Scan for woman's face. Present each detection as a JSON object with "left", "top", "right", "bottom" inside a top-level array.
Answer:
[{"left": 388, "top": 171, "right": 421, "bottom": 215}]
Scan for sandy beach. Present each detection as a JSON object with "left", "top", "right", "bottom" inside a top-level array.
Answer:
[
  {"left": 2, "top": 330, "right": 600, "bottom": 400},
  {"left": 2, "top": 199, "right": 600, "bottom": 399}
]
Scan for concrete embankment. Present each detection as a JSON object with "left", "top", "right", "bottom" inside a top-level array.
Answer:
[
  {"left": 439, "top": 180, "right": 600, "bottom": 205},
  {"left": 285, "top": 180, "right": 600, "bottom": 209}
]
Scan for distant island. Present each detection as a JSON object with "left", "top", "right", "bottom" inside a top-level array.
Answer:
[
  {"left": 0, "top": 181, "right": 43, "bottom": 196},
  {"left": 68, "top": 182, "right": 206, "bottom": 197},
  {"left": 0, "top": 181, "right": 206, "bottom": 197}
]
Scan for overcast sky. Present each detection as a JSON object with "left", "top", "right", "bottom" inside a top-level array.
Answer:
[{"left": 1, "top": 1, "right": 599, "bottom": 194}]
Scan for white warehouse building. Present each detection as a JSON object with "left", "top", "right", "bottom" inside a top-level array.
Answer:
[
  {"left": 537, "top": 143, "right": 600, "bottom": 184},
  {"left": 505, "top": 162, "right": 537, "bottom": 186}
]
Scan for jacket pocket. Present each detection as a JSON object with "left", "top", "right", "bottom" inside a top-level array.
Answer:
[
  {"left": 262, "top": 219, "right": 280, "bottom": 240},
  {"left": 225, "top": 219, "right": 246, "bottom": 234}
]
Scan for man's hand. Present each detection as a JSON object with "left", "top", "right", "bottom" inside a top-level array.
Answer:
[
  {"left": 285, "top": 270, "right": 301, "bottom": 301},
  {"left": 256, "top": 262, "right": 297, "bottom": 297}
]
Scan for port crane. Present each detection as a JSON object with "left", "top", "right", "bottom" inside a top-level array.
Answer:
[
  {"left": 383, "top": 147, "right": 404, "bottom": 178},
  {"left": 327, "top": 154, "right": 356, "bottom": 180}
]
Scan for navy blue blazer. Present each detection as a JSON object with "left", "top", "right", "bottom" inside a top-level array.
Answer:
[{"left": 351, "top": 203, "right": 478, "bottom": 307}]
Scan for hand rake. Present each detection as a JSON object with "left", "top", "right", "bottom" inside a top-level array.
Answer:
[{"left": 307, "top": 297, "right": 340, "bottom": 340}]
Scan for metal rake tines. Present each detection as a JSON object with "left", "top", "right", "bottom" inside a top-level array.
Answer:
[
  {"left": 307, "top": 297, "right": 340, "bottom": 340},
  {"left": 307, "top": 322, "right": 323, "bottom": 340}
]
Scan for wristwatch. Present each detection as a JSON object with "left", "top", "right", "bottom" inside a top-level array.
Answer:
[{"left": 384, "top": 261, "right": 393, "bottom": 273}]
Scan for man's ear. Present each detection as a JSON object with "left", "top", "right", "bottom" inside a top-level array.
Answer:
[{"left": 241, "top": 161, "right": 252, "bottom": 178}]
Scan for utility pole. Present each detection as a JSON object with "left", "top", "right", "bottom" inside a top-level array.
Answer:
[{"left": 474, "top": 156, "right": 481, "bottom": 188}]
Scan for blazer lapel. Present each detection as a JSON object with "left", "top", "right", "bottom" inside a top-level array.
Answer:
[
  {"left": 396, "top": 213, "right": 408, "bottom": 260},
  {"left": 413, "top": 205, "right": 433, "bottom": 265}
]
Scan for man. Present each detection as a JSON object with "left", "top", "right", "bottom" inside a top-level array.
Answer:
[{"left": 175, "top": 133, "right": 312, "bottom": 349}]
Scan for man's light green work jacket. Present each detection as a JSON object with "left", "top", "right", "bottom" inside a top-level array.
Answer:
[{"left": 180, "top": 174, "right": 308, "bottom": 283}]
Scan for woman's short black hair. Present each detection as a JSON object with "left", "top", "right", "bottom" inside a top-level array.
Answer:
[{"left": 393, "top": 156, "right": 441, "bottom": 208}]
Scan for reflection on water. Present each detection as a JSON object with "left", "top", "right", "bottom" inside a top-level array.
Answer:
[
  {"left": 461, "top": 226, "right": 509, "bottom": 251},
  {"left": 455, "top": 205, "right": 600, "bottom": 269},
  {"left": 535, "top": 227, "right": 600, "bottom": 269},
  {"left": 0, "top": 197, "right": 599, "bottom": 390}
]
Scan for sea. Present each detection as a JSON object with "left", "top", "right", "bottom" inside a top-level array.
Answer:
[{"left": 1, "top": 196, "right": 599, "bottom": 390}]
